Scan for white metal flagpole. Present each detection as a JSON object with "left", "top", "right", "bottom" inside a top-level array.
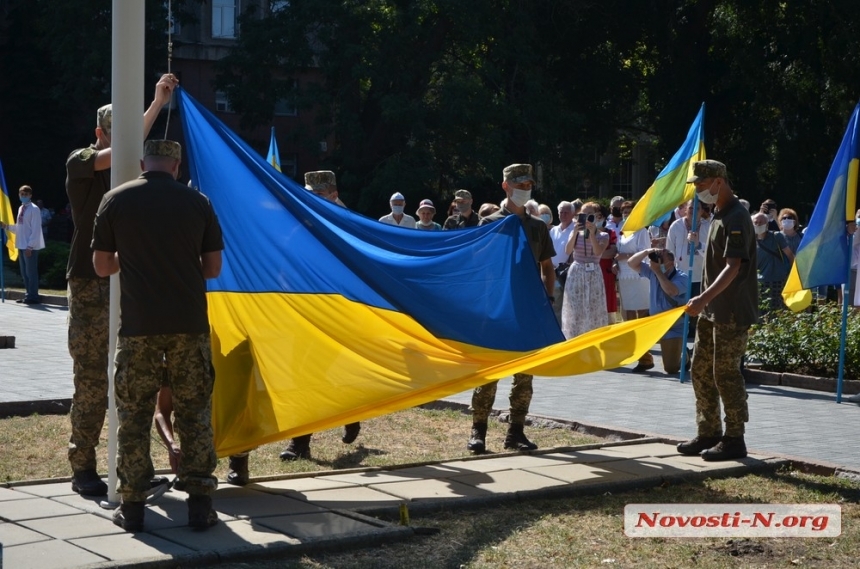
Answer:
[{"left": 101, "top": 0, "right": 145, "bottom": 508}]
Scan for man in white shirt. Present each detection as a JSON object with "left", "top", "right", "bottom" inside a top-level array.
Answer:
[
  {"left": 379, "top": 192, "right": 417, "bottom": 228},
  {"left": 666, "top": 199, "right": 711, "bottom": 299},
  {"left": 1, "top": 185, "right": 45, "bottom": 304},
  {"left": 549, "top": 200, "right": 576, "bottom": 321}
]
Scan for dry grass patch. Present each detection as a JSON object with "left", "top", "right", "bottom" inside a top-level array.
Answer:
[{"left": 0, "top": 404, "right": 602, "bottom": 483}]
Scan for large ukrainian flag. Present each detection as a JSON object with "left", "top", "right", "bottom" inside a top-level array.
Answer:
[
  {"left": 0, "top": 159, "right": 17, "bottom": 261},
  {"left": 783, "top": 103, "right": 860, "bottom": 312},
  {"left": 178, "top": 89, "right": 681, "bottom": 456},
  {"left": 623, "top": 104, "right": 706, "bottom": 234}
]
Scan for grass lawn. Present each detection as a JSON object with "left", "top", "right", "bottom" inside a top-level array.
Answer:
[{"left": 2, "top": 407, "right": 858, "bottom": 568}]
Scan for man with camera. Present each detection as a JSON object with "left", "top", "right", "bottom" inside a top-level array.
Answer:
[{"left": 628, "top": 247, "right": 689, "bottom": 374}]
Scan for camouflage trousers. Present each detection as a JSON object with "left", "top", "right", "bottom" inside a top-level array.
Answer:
[
  {"left": 115, "top": 333, "right": 218, "bottom": 501},
  {"left": 67, "top": 277, "right": 110, "bottom": 473},
  {"left": 691, "top": 316, "right": 750, "bottom": 438},
  {"left": 471, "top": 373, "right": 533, "bottom": 425}
]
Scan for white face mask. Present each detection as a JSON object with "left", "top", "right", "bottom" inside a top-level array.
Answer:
[
  {"left": 754, "top": 224, "right": 768, "bottom": 235},
  {"left": 696, "top": 182, "right": 719, "bottom": 204},
  {"left": 781, "top": 219, "right": 795, "bottom": 230},
  {"left": 391, "top": 205, "right": 404, "bottom": 215},
  {"left": 540, "top": 213, "right": 552, "bottom": 224},
  {"left": 510, "top": 189, "right": 532, "bottom": 207},
  {"left": 419, "top": 219, "right": 434, "bottom": 227}
]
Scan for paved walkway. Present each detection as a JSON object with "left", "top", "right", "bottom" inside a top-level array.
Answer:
[{"left": 1, "top": 296, "right": 859, "bottom": 568}]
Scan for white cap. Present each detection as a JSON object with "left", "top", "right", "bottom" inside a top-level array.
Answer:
[{"left": 390, "top": 192, "right": 406, "bottom": 201}]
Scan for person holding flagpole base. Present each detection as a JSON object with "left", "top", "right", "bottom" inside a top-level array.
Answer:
[
  {"left": 678, "top": 160, "right": 758, "bottom": 462},
  {"left": 92, "top": 139, "right": 224, "bottom": 532},
  {"left": 64, "top": 73, "right": 179, "bottom": 497}
]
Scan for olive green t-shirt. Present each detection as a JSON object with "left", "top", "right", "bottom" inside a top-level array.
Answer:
[
  {"left": 91, "top": 172, "right": 224, "bottom": 337},
  {"left": 66, "top": 146, "right": 112, "bottom": 280},
  {"left": 479, "top": 207, "right": 555, "bottom": 266},
  {"left": 702, "top": 197, "right": 759, "bottom": 327}
]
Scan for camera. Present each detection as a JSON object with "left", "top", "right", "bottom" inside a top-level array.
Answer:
[
  {"left": 578, "top": 213, "right": 595, "bottom": 224},
  {"left": 648, "top": 251, "right": 662, "bottom": 263}
]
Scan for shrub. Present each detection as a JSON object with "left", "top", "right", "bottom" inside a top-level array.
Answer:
[
  {"left": 38, "top": 240, "right": 70, "bottom": 290},
  {"left": 747, "top": 302, "right": 860, "bottom": 378}
]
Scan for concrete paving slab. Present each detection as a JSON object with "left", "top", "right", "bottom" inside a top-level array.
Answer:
[
  {"left": 455, "top": 453, "right": 584, "bottom": 470},
  {"left": 0, "top": 487, "right": 34, "bottom": 501},
  {"left": 367, "top": 478, "right": 492, "bottom": 502},
  {"left": 0, "top": 496, "right": 88, "bottom": 521},
  {"left": 248, "top": 477, "right": 360, "bottom": 493},
  {"left": 316, "top": 469, "right": 442, "bottom": 486},
  {"left": 665, "top": 454, "right": 773, "bottom": 471},
  {"left": 2, "top": 539, "right": 108, "bottom": 569},
  {"left": 595, "top": 458, "right": 702, "bottom": 477},
  {"left": 588, "top": 442, "right": 681, "bottom": 458},
  {"left": 522, "top": 463, "right": 639, "bottom": 485},
  {"left": 19, "top": 512, "right": 126, "bottom": 540},
  {"left": 152, "top": 519, "right": 298, "bottom": 552},
  {"left": 213, "top": 493, "right": 328, "bottom": 519},
  {"left": 10, "top": 481, "right": 77, "bottom": 498},
  {"left": 70, "top": 531, "right": 194, "bottom": 562},
  {"left": 253, "top": 511, "right": 390, "bottom": 540},
  {"left": 449, "top": 468, "right": 569, "bottom": 494},
  {"left": 436, "top": 459, "right": 518, "bottom": 474},
  {"left": 291, "top": 485, "right": 406, "bottom": 511},
  {"left": 0, "top": 521, "right": 53, "bottom": 546}
]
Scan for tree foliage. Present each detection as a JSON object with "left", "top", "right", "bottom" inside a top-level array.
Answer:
[{"left": 1, "top": 1, "right": 860, "bottom": 219}]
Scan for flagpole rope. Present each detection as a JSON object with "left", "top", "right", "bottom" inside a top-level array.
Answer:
[{"left": 163, "top": 0, "right": 174, "bottom": 138}]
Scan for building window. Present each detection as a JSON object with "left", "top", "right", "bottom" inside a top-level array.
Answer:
[
  {"left": 212, "top": 0, "right": 237, "bottom": 39},
  {"left": 164, "top": 1, "right": 180, "bottom": 35},
  {"left": 215, "top": 91, "right": 233, "bottom": 113},
  {"left": 281, "top": 153, "right": 297, "bottom": 178},
  {"left": 274, "top": 98, "right": 297, "bottom": 117},
  {"left": 270, "top": 0, "right": 290, "bottom": 14}
]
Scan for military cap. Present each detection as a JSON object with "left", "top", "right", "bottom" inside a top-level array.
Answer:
[
  {"left": 416, "top": 198, "right": 435, "bottom": 212},
  {"left": 143, "top": 139, "right": 182, "bottom": 161},
  {"left": 687, "top": 160, "right": 727, "bottom": 183},
  {"left": 390, "top": 192, "right": 406, "bottom": 202},
  {"left": 304, "top": 170, "right": 337, "bottom": 191},
  {"left": 453, "top": 189, "right": 472, "bottom": 200},
  {"left": 97, "top": 104, "right": 112, "bottom": 134},
  {"left": 503, "top": 163, "right": 534, "bottom": 183}
]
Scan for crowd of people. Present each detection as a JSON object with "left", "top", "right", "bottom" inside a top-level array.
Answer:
[{"left": 16, "top": 69, "right": 854, "bottom": 535}]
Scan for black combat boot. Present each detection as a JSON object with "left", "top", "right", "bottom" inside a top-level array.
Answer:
[
  {"left": 504, "top": 423, "right": 538, "bottom": 451},
  {"left": 187, "top": 494, "right": 219, "bottom": 529},
  {"left": 112, "top": 500, "right": 145, "bottom": 532},
  {"left": 676, "top": 435, "right": 722, "bottom": 456},
  {"left": 71, "top": 469, "right": 108, "bottom": 496},
  {"left": 342, "top": 422, "right": 361, "bottom": 444},
  {"left": 226, "top": 454, "right": 249, "bottom": 486},
  {"left": 466, "top": 422, "right": 488, "bottom": 453},
  {"left": 279, "top": 434, "right": 312, "bottom": 461},
  {"left": 700, "top": 436, "right": 747, "bottom": 461}
]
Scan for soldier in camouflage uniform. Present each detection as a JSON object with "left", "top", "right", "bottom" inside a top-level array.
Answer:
[
  {"left": 64, "top": 74, "right": 178, "bottom": 497},
  {"left": 467, "top": 164, "right": 556, "bottom": 454},
  {"left": 679, "top": 160, "right": 758, "bottom": 461},
  {"left": 92, "top": 139, "right": 224, "bottom": 531}
]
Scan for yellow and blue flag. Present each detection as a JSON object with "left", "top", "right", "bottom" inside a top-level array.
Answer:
[
  {"left": 783, "top": 103, "right": 860, "bottom": 312},
  {"left": 0, "top": 159, "right": 17, "bottom": 262},
  {"left": 178, "top": 88, "right": 681, "bottom": 456},
  {"left": 266, "top": 126, "right": 281, "bottom": 172},
  {"left": 623, "top": 104, "right": 706, "bottom": 234}
]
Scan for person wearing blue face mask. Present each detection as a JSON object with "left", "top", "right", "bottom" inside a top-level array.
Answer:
[
  {"left": 379, "top": 192, "right": 417, "bottom": 228},
  {"left": 1, "top": 185, "right": 45, "bottom": 304},
  {"left": 628, "top": 247, "right": 689, "bottom": 374}
]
